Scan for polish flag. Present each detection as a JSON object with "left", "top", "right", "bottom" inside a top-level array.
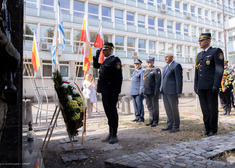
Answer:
[{"left": 94, "top": 22, "right": 104, "bottom": 63}]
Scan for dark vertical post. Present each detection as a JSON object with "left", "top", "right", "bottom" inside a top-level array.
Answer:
[{"left": 0, "top": 0, "right": 23, "bottom": 166}]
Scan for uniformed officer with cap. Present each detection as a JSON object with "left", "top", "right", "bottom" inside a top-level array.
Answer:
[
  {"left": 130, "top": 58, "right": 145, "bottom": 122},
  {"left": 93, "top": 42, "right": 123, "bottom": 144},
  {"left": 219, "top": 60, "right": 234, "bottom": 116},
  {"left": 143, "top": 57, "right": 161, "bottom": 127},
  {"left": 194, "top": 33, "right": 224, "bottom": 137}
]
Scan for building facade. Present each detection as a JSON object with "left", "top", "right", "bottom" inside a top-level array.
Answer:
[{"left": 23, "top": 0, "right": 235, "bottom": 100}]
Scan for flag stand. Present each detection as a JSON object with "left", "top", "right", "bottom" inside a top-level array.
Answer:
[{"left": 41, "top": 105, "right": 75, "bottom": 158}]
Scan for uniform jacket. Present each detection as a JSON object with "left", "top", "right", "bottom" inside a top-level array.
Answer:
[
  {"left": 130, "top": 67, "right": 144, "bottom": 96},
  {"left": 161, "top": 61, "right": 183, "bottom": 94},
  {"left": 194, "top": 47, "right": 224, "bottom": 90},
  {"left": 143, "top": 67, "right": 161, "bottom": 95},
  {"left": 93, "top": 55, "right": 123, "bottom": 94}
]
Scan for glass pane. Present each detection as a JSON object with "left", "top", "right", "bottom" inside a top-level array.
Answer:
[
  {"left": 60, "top": 65, "right": 69, "bottom": 77},
  {"left": 149, "top": 41, "right": 155, "bottom": 50},
  {"left": 43, "top": 65, "right": 52, "bottom": 77},
  {"left": 104, "top": 34, "right": 112, "bottom": 43},
  {"left": 168, "top": 43, "right": 173, "bottom": 52},
  {"left": 40, "top": 25, "right": 54, "bottom": 42},
  {"left": 115, "top": 36, "right": 124, "bottom": 46},
  {"left": 60, "top": 0, "right": 70, "bottom": 9},
  {"left": 158, "top": 19, "right": 164, "bottom": 31},
  {"left": 127, "top": 38, "right": 135, "bottom": 47},
  {"left": 115, "top": 9, "right": 123, "bottom": 23},
  {"left": 88, "top": 4, "right": 98, "bottom": 19},
  {"left": 41, "top": 0, "right": 54, "bottom": 10},
  {"left": 25, "top": 23, "right": 37, "bottom": 37},
  {"left": 76, "top": 64, "right": 84, "bottom": 77}
]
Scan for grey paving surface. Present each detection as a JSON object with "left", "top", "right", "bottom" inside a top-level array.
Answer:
[{"left": 105, "top": 131, "right": 235, "bottom": 168}]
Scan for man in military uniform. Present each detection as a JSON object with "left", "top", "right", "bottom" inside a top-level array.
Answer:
[
  {"left": 93, "top": 42, "right": 123, "bottom": 144},
  {"left": 194, "top": 33, "right": 224, "bottom": 137},
  {"left": 143, "top": 57, "right": 161, "bottom": 127},
  {"left": 219, "top": 61, "right": 234, "bottom": 116},
  {"left": 130, "top": 58, "right": 144, "bottom": 122}
]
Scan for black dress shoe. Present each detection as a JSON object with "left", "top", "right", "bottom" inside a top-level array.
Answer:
[
  {"left": 207, "top": 132, "right": 216, "bottom": 137},
  {"left": 109, "top": 136, "right": 118, "bottom": 144},
  {"left": 200, "top": 131, "right": 209, "bottom": 136},
  {"left": 101, "top": 134, "right": 111, "bottom": 142},
  {"left": 170, "top": 128, "right": 179, "bottom": 133},
  {"left": 132, "top": 119, "right": 139, "bottom": 122},
  {"left": 146, "top": 122, "right": 153, "bottom": 126},
  {"left": 151, "top": 123, "right": 157, "bottom": 127},
  {"left": 162, "top": 127, "right": 172, "bottom": 131},
  {"left": 138, "top": 119, "right": 144, "bottom": 122}
]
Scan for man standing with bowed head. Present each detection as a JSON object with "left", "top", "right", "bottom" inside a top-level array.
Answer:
[
  {"left": 194, "top": 33, "right": 224, "bottom": 137},
  {"left": 93, "top": 42, "right": 123, "bottom": 144},
  {"left": 143, "top": 57, "right": 161, "bottom": 127},
  {"left": 130, "top": 58, "right": 144, "bottom": 122},
  {"left": 161, "top": 53, "right": 183, "bottom": 133}
]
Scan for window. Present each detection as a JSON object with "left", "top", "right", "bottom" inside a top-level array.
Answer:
[
  {"left": 148, "top": 0, "right": 154, "bottom": 6},
  {"left": 157, "top": 0, "right": 162, "bottom": 8},
  {"left": 127, "top": 37, "right": 135, "bottom": 51},
  {"left": 149, "top": 41, "right": 155, "bottom": 54},
  {"left": 191, "top": 6, "right": 195, "bottom": 16},
  {"left": 41, "top": 0, "right": 54, "bottom": 10},
  {"left": 186, "top": 70, "right": 191, "bottom": 81},
  {"left": 129, "top": 65, "right": 135, "bottom": 78},
  {"left": 115, "top": 9, "right": 124, "bottom": 23},
  {"left": 175, "top": 1, "right": 180, "bottom": 13},
  {"left": 59, "top": 61, "right": 69, "bottom": 77},
  {"left": 102, "top": 7, "right": 111, "bottom": 22},
  {"left": 115, "top": 36, "right": 124, "bottom": 50},
  {"left": 138, "top": 39, "right": 146, "bottom": 53},
  {"left": 218, "top": 32, "right": 222, "bottom": 42},
  {"left": 192, "top": 47, "right": 197, "bottom": 57},
  {"left": 205, "top": 10, "right": 209, "bottom": 20},
  {"left": 217, "top": 14, "right": 221, "bottom": 23},
  {"left": 198, "top": 27, "right": 203, "bottom": 37},
  {"left": 90, "top": 32, "right": 97, "bottom": 45},
  {"left": 40, "top": 25, "right": 54, "bottom": 43},
  {"left": 74, "top": 1, "right": 85, "bottom": 17},
  {"left": 191, "top": 26, "right": 196, "bottom": 37},
  {"left": 148, "top": 16, "right": 155, "bottom": 29},
  {"left": 158, "top": 42, "right": 165, "bottom": 56},
  {"left": 88, "top": 4, "right": 98, "bottom": 19},
  {"left": 25, "top": 23, "right": 37, "bottom": 41},
  {"left": 211, "top": 12, "right": 215, "bottom": 21},
  {"left": 23, "top": 59, "right": 35, "bottom": 77},
  {"left": 198, "top": 8, "right": 202, "bottom": 18},
  {"left": 60, "top": 0, "right": 70, "bottom": 14},
  {"left": 138, "top": 14, "right": 145, "bottom": 28},
  {"left": 127, "top": 12, "right": 135, "bottom": 26},
  {"left": 158, "top": 18, "right": 164, "bottom": 31},
  {"left": 42, "top": 60, "right": 52, "bottom": 77},
  {"left": 64, "top": 28, "right": 71, "bottom": 45},
  {"left": 185, "top": 46, "right": 190, "bottom": 58},
  {"left": 183, "top": 3, "right": 187, "bottom": 15},
  {"left": 138, "top": 0, "right": 145, "bottom": 3},
  {"left": 176, "top": 45, "right": 182, "bottom": 57},
  {"left": 184, "top": 24, "right": 189, "bottom": 36},
  {"left": 104, "top": 34, "right": 112, "bottom": 43},
  {"left": 167, "top": 43, "right": 173, "bottom": 53},
  {"left": 176, "top": 22, "right": 181, "bottom": 34},
  {"left": 73, "top": 29, "right": 81, "bottom": 45},
  {"left": 166, "top": 0, "right": 172, "bottom": 10},
  {"left": 75, "top": 62, "right": 84, "bottom": 78},
  {"left": 167, "top": 21, "right": 173, "bottom": 33},
  {"left": 26, "top": 0, "right": 37, "bottom": 8}
]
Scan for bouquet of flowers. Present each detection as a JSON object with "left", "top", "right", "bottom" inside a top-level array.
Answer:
[
  {"left": 220, "top": 70, "right": 233, "bottom": 92},
  {"left": 53, "top": 70, "right": 86, "bottom": 137}
]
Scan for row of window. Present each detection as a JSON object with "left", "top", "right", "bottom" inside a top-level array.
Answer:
[
  {"left": 23, "top": 59, "right": 192, "bottom": 81},
  {"left": 26, "top": 0, "right": 234, "bottom": 25},
  {"left": 25, "top": 22, "right": 224, "bottom": 49}
]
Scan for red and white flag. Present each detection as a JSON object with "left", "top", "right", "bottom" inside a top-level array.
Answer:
[{"left": 94, "top": 22, "right": 104, "bottom": 63}]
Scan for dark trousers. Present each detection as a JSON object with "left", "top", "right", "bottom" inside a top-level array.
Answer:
[
  {"left": 163, "top": 94, "right": 180, "bottom": 129},
  {"left": 145, "top": 94, "right": 159, "bottom": 124},
  {"left": 219, "top": 89, "right": 231, "bottom": 110},
  {"left": 198, "top": 90, "right": 218, "bottom": 133},
  {"left": 132, "top": 95, "right": 144, "bottom": 121},
  {"left": 101, "top": 93, "right": 119, "bottom": 136}
]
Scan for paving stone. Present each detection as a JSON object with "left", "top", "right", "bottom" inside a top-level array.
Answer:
[
  {"left": 62, "top": 143, "right": 84, "bottom": 151},
  {"left": 60, "top": 152, "right": 87, "bottom": 163},
  {"left": 59, "top": 137, "right": 78, "bottom": 144}
]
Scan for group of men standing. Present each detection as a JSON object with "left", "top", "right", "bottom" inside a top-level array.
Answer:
[
  {"left": 93, "top": 32, "right": 227, "bottom": 144},
  {"left": 131, "top": 54, "right": 183, "bottom": 133}
]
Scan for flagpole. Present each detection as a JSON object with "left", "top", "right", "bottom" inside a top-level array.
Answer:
[{"left": 54, "top": 1, "right": 59, "bottom": 71}]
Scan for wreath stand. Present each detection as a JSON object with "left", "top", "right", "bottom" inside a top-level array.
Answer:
[{"left": 41, "top": 105, "right": 75, "bottom": 158}]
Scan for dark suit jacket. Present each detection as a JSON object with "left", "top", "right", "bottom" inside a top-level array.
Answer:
[
  {"left": 143, "top": 67, "right": 161, "bottom": 95},
  {"left": 194, "top": 47, "right": 224, "bottom": 91},
  {"left": 161, "top": 61, "right": 183, "bottom": 94}
]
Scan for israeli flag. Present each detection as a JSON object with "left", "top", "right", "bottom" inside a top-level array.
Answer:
[
  {"left": 57, "top": 0, "right": 65, "bottom": 50},
  {"left": 51, "top": 30, "right": 56, "bottom": 65}
]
